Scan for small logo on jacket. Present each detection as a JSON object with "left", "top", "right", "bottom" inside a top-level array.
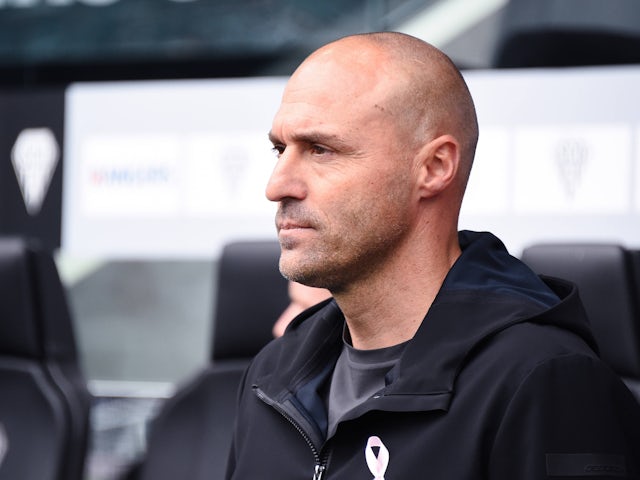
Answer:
[{"left": 365, "top": 436, "right": 389, "bottom": 479}]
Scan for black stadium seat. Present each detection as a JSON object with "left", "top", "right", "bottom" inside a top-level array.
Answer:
[
  {"left": 134, "top": 364, "right": 247, "bottom": 480},
  {"left": 521, "top": 243, "right": 640, "bottom": 399},
  {"left": 632, "top": 250, "right": 640, "bottom": 299},
  {"left": 0, "top": 237, "right": 92, "bottom": 480},
  {"left": 211, "top": 240, "right": 289, "bottom": 365},
  {"left": 135, "top": 240, "right": 288, "bottom": 480},
  {"left": 493, "top": 0, "right": 640, "bottom": 68}
]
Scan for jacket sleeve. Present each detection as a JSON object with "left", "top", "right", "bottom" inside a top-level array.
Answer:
[{"left": 489, "top": 354, "right": 640, "bottom": 479}]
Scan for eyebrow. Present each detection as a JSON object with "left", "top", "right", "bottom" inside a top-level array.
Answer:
[
  {"left": 268, "top": 130, "right": 350, "bottom": 150},
  {"left": 267, "top": 131, "right": 280, "bottom": 144}
]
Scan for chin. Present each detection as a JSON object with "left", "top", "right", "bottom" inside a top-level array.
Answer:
[
  {"left": 278, "top": 251, "right": 302, "bottom": 279},
  {"left": 280, "top": 259, "right": 316, "bottom": 286}
]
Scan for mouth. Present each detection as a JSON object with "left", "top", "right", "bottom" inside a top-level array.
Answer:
[
  {"left": 275, "top": 218, "right": 315, "bottom": 249},
  {"left": 275, "top": 203, "right": 317, "bottom": 238},
  {"left": 277, "top": 220, "right": 312, "bottom": 231},
  {"left": 277, "top": 224, "right": 314, "bottom": 245}
]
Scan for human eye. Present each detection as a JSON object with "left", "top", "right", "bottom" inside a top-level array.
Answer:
[
  {"left": 309, "top": 144, "right": 331, "bottom": 156},
  {"left": 271, "top": 144, "right": 285, "bottom": 158}
]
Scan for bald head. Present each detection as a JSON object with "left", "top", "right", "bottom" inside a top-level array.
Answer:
[{"left": 293, "top": 32, "right": 479, "bottom": 187}]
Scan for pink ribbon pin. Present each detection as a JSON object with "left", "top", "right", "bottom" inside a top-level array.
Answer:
[{"left": 365, "top": 435, "right": 389, "bottom": 480}]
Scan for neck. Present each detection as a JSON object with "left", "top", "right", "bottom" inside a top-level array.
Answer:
[{"left": 334, "top": 229, "right": 461, "bottom": 350}]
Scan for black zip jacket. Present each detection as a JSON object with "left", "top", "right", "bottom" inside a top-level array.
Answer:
[{"left": 226, "top": 231, "right": 640, "bottom": 479}]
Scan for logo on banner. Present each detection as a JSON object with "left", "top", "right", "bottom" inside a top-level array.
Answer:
[
  {"left": 11, "top": 128, "right": 60, "bottom": 216},
  {"left": 555, "top": 138, "right": 589, "bottom": 199},
  {"left": 365, "top": 435, "right": 389, "bottom": 479}
]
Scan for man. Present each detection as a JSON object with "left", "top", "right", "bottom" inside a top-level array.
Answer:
[{"left": 226, "top": 32, "right": 640, "bottom": 479}]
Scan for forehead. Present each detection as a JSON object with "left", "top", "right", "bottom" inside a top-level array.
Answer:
[
  {"left": 271, "top": 49, "right": 396, "bottom": 138},
  {"left": 290, "top": 43, "right": 390, "bottom": 100}
]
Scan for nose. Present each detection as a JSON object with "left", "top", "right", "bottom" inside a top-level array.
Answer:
[{"left": 265, "top": 149, "right": 306, "bottom": 202}]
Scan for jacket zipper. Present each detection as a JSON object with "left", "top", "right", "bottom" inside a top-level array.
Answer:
[
  {"left": 254, "top": 386, "right": 329, "bottom": 479},
  {"left": 312, "top": 462, "right": 326, "bottom": 480}
]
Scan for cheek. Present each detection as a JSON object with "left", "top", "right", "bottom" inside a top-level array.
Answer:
[
  {"left": 315, "top": 163, "right": 414, "bottom": 235},
  {"left": 329, "top": 186, "right": 408, "bottom": 242}
]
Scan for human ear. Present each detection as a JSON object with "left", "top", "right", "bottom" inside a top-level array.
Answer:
[{"left": 415, "top": 134, "right": 460, "bottom": 199}]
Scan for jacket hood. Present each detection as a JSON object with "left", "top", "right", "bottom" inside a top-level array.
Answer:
[
  {"left": 387, "top": 231, "right": 597, "bottom": 394},
  {"left": 448, "top": 230, "right": 562, "bottom": 306}
]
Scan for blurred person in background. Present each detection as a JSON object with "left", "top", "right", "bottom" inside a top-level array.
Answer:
[{"left": 273, "top": 281, "right": 331, "bottom": 338}]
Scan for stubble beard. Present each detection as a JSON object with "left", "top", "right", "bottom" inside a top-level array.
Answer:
[
  {"left": 279, "top": 201, "right": 409, "bottom": 294},
  {"left": 276, "top": 161, "right": 413, "bottom": 292}
]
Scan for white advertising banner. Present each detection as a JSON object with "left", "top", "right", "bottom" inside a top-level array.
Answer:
[
  {"left": 63, "top": 68, "right": 640, "bottom": 258},
  {"left": 636, "top": 126, "right": 640, "bottom": 213},
  {"left": 512, "top": 124, "right": 632, "bottom": 214},
  {"left": 63, "top": 77, "right": 286, "bottom": 257},
  {"left": 460, "top": 66, "right": 640, "bottom": 254},
  {"left": 461, "top": 126, "right": 510, "bottom": 215}
]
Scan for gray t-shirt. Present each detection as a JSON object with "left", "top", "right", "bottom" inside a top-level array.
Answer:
[{"left": 326, "top": 332, "right": 408, "bottom": 438}]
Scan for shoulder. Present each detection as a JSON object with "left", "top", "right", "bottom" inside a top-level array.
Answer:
[
  {"left": 469, "top": 320, "right": 640, "bottom": 426},
  {"left": 479, "top": 319, "right": 597, "bottom": 369},
  {"left": 486, "top": 347, "right": 640, "bottom": 478},
  {"left": 458, "top": 320, "right": 607, "bottom": 402}
]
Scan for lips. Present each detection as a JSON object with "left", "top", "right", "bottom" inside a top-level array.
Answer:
[
  {"left": 275, "top": 202, "right": 317, "bottom": 233},
  {"left": 276, "top": 218, "right": 314, "bottom": 250},
  {"left": 277, "top": 220, "right": 311, "bottom": 231}
]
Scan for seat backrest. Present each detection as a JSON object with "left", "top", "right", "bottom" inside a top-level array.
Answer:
[
  {"left": 631, "top": 249, "right": 640, "bottom": 299},
  {"left": 135, "top": 240, "right": 288, "bottom": 480},
  {"left": 137, "top": 364, "right": 244, "bottom": 480},
  {"left": 493, "top": 0, "right": 640, "bottom": 67},
  {"left": 521, "top": 244, "right": 640, "bottom": 381},
  {"left": 211, "top": 240, "right": 289, "bottom": 363},
  {"left": 0, "top": 237, "right": 92, "bottom": 480}
]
